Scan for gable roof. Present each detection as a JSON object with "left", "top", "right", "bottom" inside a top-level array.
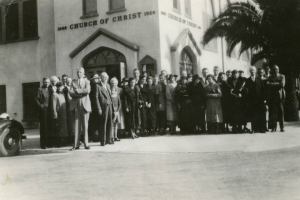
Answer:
[
  {"left": 69, "top": 28, "right": 139, "bottom": 58},
  {"left": 170, "top": 28, "right": 201, "bottom": 56}
]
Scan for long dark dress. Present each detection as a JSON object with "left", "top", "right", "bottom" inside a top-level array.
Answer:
[
  {"left": 245, "top": 76, "right": 266, "bottom": 132},
  {"left": 145, "top": 84, "right": 157, "bottom": 129},
  {"left": 176, "top": 81, "right": 193, "bottom": 133},
  {"left": 219, "top": 81, "right": 231, "bottom": 123},
  {"left": 137, "top": 84, "right": 148, "bottom": 130},
  {"left": 124, "top": 86, "right": 142, "bottom": 129},
  {"left": 188, "top": 81, "right": 206, "bottom": 131},
  {"left": 227, "top": 77, "right": 248, "bottom": 127}
]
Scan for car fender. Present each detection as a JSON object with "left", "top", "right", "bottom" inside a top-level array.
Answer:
[{"left": 0, "top": 120, "right": 24, "bottom": 137}]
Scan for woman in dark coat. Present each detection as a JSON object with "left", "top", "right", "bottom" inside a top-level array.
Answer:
[
  {"left": 136, "top": 75, "right": 148, "bottom": 136},
  {"left": 145, "top": 76, "right": 157, "bottom": 135},
  {"left": 188, "top": 74, "right": 206, "bottom": 133},
  {"left": 176, "top": 77, "right": 193, "bottom": 134},
  {"left": 217, "top": 72, "right": 231, "bottom": 132},
  {"left": 124, "top": 77, "right": 143, "bottom": 139},
  {"left": 227, "top": 70, "right": 248, "bottom": 133}
]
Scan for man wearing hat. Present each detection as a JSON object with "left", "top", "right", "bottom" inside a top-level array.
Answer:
[{"left": 88, "top": 74, "right": 100, "bottom": 142}]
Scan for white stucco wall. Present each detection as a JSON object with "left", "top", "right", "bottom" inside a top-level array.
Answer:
[
  {"left": 54, "top": 0, "right": 160, "bottom": 77},
  {"left": 157, "top": 0, "right": 250, "bottom": 77},
  {"left": 0, "top": 0, "right": 56, "bottom": 122}
]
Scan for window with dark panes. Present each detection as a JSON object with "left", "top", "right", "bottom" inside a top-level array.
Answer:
[
  {"left": 23, "top": 0, "right": 38, "bottom": 38},
  {"left": 185, "top": 0, "right": 191, "bottom": 17},
  {"left": 5, "top": 3, "right": 19, "bottom": 42},
  {"left": 0, "top": 8, "right": 2, "bottom": 42},
  {"left": 0, "top": 85, "right": 7, "bottom": 114},
  {"left": 173, "top": 0, "right": 180, "bottom": 13},
  {"left": 83, "top": 0, "right": 97, "bottom": 15},
  {"left": 0, "top": 0, "right": 38, "bottom": 44},
  {"left": 23, "top": 82, "right": 40, "bottom": 121},
  {"left": 110, "top": 0, "right": 125, "bottom": 10}
]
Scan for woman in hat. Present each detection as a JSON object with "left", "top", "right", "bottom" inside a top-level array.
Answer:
[
  {"left": 136, "top": 75, "right": 148, "bottom": 136},
  {"left": 176, "top": 76, "right": 194, "bottom": 134},
  {"left": 145, "top": 76, "right": 157, "bottom": 135},
  {"left": 204, "top": 74, "right": 223, "bottom": 134},
  {"left": 227, "top": 70, "right": 247, "bottom": 133},
  {"left": 110, "top": 77, "right": 122, "bottom": 142},
  {"left": 52, "top": 81, "right": 69, "bottom": 147},
  {"left": 166, "top": 74, "right": 178, "bottom": 134},
  {"left": 124, "top": 77, "right": 143, "bottom": 139},
  {"left": 217, "top": 72, "right": 231, "bottom": 132},
  {"left": 188, "top": 74, "right": 206, "bottom": 133}
]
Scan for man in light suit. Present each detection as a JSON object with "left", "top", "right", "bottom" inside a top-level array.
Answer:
[
  {"left": 35, "top": 78, "right": 50, "bottom": 149},
  {"left": 69, "top": 67, "right": 91, "bottom": 150},
  {"left": 94, "top": 72, "right": 114, "bottom": 146}
]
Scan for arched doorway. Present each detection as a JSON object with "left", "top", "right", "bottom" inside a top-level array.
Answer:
[
  {"left": 82, "top": 47, "right": 126, "bottom": 81},
  {"left": 179, "top": 48, "right": 194, "bottom": 74}
]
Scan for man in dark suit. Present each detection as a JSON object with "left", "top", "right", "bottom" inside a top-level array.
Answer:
[
  {"left": 88, "top": 74, "right": 100, "bottom": 142},
  {"left": 267, "top": 65, "right": 285, "bottom": 132},
  {"left": 94, "top": 72, "right": 114, "bottom": 146},
  {"left": 69, "top": 68, "right": 91, "bottom": 150},
  {"left": 34, "top": 78, "right": 50, "bottom": 149},
  {"left": 246, "top": 67, "right": 266, "bottom": 133}
]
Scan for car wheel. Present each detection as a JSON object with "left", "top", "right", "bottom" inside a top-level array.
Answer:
[{"left": 0, "top": 127, "right": 21, "bottom": 156}]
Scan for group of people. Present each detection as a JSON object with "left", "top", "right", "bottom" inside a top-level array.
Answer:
[{"left": 35, "top": 63, "right": 286, "bottom": 150}]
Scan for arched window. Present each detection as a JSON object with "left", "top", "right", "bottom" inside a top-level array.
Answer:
[
  {"left": 85, "top": 48, "right": 126, "bottom": 67},
  {"left": 83, "top": 47, "right": 127, "bottom": 80},
  {"left": 180, "top": 49, "right": 194, "bottom": 74}
]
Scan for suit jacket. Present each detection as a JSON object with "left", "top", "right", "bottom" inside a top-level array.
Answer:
[
  {"left": 94, "top": 82, "right": 113, "bottom": 112},
  {"left": 267, "top": 74, "right": 285, "bottom": 100},
  {"left": 35, "top": 86, "right": 50, "bottom": 110},
  {"left": 69, "top": 78, "right": 91, "bottom": 112},
  {"left": 245, "top": 76, "right": 265, "bottom": 102}
]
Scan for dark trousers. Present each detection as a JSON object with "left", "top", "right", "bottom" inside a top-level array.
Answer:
[
  {"left": 269, "top": 100, "right": 284, "bottom": 130},
  {"left": 39, "top": 107, "right": 48, "bottom": 148},
  {"left": 251, "top": 106, "right": 265, "bottom": 132},
  {"left": 157, "top": 110, "right": 166, "bottom": 129},
  {"left": 98, "top": 105, "right": 113, "bottom": 144},
  {"left": 88, "top": 112, "right": 99, "bottom": 141}
]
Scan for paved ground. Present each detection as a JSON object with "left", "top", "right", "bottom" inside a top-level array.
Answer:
[{"left": 1, "top": 122, "right": 300, "bottom": 200}]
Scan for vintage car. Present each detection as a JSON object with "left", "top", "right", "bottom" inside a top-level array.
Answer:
[{"left": 0, "top": 113, "right": 26, "bottom": 156}]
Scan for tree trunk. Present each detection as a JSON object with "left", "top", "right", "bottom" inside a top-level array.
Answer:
[{"left": 284, "top": 74, "right": 299, "bottom": 121}]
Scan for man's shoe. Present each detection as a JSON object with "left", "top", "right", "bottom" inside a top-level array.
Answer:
[
  {"left": 85, "top": 146, "right": 90, "bottom": 150},
  {"left": 281, "top": 129, "right": 285, "bottom": 132},
  {"left": 100, "top": 143, "right": 105, "bottom": 146},
  {"left": 114, "top": 138, "right": 120, "bottom": 142},
  {"left": 70, "top": 147, "right": 79, "bottom": 151}
]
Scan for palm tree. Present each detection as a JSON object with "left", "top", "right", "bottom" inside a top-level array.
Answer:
[{"left": 202, "top": 0, "right": 300, "bottom": 121}]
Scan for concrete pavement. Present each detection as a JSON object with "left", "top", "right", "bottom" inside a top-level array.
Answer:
[
  {"left": 20, "top": 121, "right": 300, "bottom": 155},
  {"left": 0, "top": 122, "right": 300, "bottom": 200}
]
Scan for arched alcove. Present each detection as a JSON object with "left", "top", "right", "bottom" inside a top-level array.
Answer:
[{"left": 82, "top": 47, "right": 127, "bottom": 80}]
